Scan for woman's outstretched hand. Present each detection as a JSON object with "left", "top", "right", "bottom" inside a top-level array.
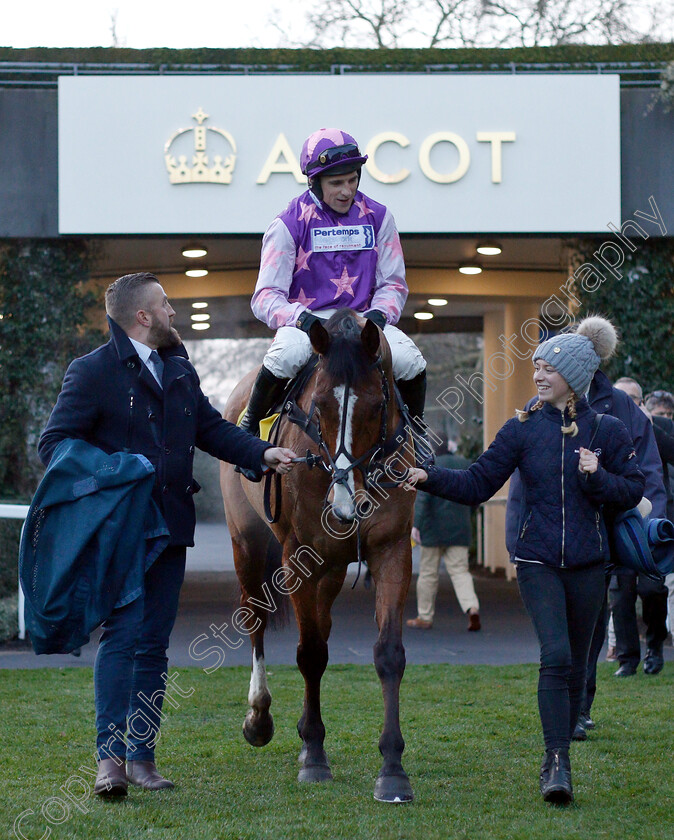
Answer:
[{"left": 406, "top": 467, "right": 429, "bottom": 487}]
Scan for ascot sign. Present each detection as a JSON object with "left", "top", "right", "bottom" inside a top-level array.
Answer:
[
  {"left": 58, "top": 74, "right": 620, "bottom": 234},
  {"left": 166, "top": 108, "right": 515, "bottom": 187}
]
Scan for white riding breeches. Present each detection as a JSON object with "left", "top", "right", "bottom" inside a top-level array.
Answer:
[{"left": 263, "top": 313, "right": 426, "bottom": 381}]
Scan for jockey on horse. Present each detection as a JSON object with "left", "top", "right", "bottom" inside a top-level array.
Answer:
[{"left": 238, "top": 127, "right": 429, "bottom": 475}]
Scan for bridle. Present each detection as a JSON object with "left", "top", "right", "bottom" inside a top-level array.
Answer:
[{"left": 263, "top": 356, "right": 412, "bottom": 585}]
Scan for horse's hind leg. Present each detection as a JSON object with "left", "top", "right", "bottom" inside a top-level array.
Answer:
[
  {"left": 293, "top": 566, "right": 346, "bottom": 783},
  {"left": 232, "top": 535, "right": 276, "bottom": 747}
]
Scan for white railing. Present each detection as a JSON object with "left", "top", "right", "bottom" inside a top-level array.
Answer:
[{"left": 0, "top": 503, "right": 30, "bottom": 640}]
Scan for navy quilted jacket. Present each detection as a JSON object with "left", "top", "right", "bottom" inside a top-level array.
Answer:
[{"left": 421, "top": 399, "right": 645, "bottom": 569}]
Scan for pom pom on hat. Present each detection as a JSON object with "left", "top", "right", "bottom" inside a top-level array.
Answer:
[{"left": 575, "top": 315, "right": 618, "bottom": 362}]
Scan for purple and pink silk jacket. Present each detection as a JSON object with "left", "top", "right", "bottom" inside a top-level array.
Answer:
[{"left": 251, "top": 189, "right": 408, "bottom": 330}]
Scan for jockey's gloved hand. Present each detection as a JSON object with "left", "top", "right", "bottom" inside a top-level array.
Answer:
[
  {"left": 363, "top": 310, "right": 387, "bottom": 330},
  {"left": 295, "top": 310, "right": 321, "bottom": 334}
]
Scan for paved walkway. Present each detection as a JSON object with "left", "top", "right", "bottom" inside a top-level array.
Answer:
[{"left": 3, "top": 523, "right": 672, "bottom": 672}]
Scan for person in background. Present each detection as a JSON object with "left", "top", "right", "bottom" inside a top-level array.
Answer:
[
  {"left": 407, "top": 317, "right": 644, "bottom": 805},
  {"left": 609, "top": 380, "right": 670, "bottom": 679},
  {"left": 642, "top": 388, "right": 674, "bottom": 648},
  {"left": 407, "top": 434, "right": 480, "bottom": 632}
]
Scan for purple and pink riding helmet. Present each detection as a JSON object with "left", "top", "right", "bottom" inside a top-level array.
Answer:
[{"left": 300, "top": 128, "right": 368, "bottom": 196}]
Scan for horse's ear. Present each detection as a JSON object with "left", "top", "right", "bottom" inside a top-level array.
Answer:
[
  {"left": 309, "top": 319, "right": 331, "bottom": 356},
  {"left": 361, "top": 318, "right": 381, "bottom": 359}
]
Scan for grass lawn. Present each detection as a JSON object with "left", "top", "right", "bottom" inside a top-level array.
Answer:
[{"left": 1, "top": 663, "right": 671, "bottom": 840}]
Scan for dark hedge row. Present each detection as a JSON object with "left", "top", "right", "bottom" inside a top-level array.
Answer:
[
  {"left": 1, "top": 43, "right": 674, "bottom": 71},
  {"left": 0, "top": 520, "right": 21, "bottom": 601}
]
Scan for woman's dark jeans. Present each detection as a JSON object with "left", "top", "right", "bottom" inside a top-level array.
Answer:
[{"left": 516, "top": 561, "right": 606, "bottom": 751}]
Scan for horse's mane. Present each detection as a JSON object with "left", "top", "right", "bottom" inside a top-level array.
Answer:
[{"left": 321, "top": 309, "right": 377, "bottom": 384}]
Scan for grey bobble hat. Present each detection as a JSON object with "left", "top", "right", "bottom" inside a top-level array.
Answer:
[{"left": 532, "top": 316, "right": 618, "bottom": 396}]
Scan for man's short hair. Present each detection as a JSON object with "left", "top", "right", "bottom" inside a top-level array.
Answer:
[
  {"left": 105, "top": 272, "right": 160, "bottom": 330},
  {"left": 615, "top": 376, "right": 643, "bottom": 400},
  {"left": 645, "top": 390, "right": 674, "bottom": 413}
]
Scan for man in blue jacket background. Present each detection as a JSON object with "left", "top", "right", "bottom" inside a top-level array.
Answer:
[{"left": 39, "top": 272, "right": 296, "bottom": 797}]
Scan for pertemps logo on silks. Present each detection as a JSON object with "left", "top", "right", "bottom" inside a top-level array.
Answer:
[{"left": 311, "top": 225, "right": 375, "bottom": 253}]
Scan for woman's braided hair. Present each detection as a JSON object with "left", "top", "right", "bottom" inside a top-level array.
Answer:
[
  {"left": 561, "top": 392, "right": 579, "bottom": 437},
  {"left": 516, "top": 392, "right": 579, "bottom": 436}
]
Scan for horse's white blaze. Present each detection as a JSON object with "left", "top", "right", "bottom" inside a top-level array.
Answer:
[
  {"left": 248, "top": 654, "right": 269, "bottom": 706},
  {"left": 331, "top": 384, "right": 358, "bottom": 521}
]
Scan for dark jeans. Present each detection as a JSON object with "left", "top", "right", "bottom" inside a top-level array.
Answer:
[
  {"left": 582, "top": 574, "right": 611, "bottom": 715},
  {"left": 517, "top": 561, "right": 606, "bottom": 751},
  {"left": 609, "top": 569, "right": 668, "bottom": 667},
  {"left": 95, "top": 545, "right": 186, "bottom": 762}
]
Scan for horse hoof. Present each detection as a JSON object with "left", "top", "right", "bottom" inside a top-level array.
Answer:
[
  {"left": 298, "top": 764, "right": 333, "bottom": 783},
  {"left": 373, "top": 773, "right": 414, "bottom": 803},
  {"left": 243, "top": 711, "right": 274, "bottom": 747}
]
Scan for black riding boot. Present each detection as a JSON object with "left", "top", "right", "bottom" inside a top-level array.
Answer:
[
  {"left": 239, "top": 366, "right": 288, "bottom": 436},
  {"left": 236, "top": 366, "right": 288, "bottom": 482},
  {"left": 541, "top": 748, "right": 573, "bottom": 805},
  {"left": 396, "top": 370, "right": 434, "bottom": 468}
]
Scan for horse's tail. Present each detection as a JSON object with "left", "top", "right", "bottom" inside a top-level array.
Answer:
[{"left": 265, "top": 534, "right": 290, "bottom": 630}]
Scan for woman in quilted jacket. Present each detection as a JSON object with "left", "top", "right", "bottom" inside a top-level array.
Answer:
[{"left": 407, "top": 316, "right": 645, "bottom": 805}]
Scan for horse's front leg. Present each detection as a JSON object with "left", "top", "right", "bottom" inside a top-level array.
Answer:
[
  {"left": 370, "top": 544, "right": 414, "bottom": 803},
  {"left": 293, "top": 565, "right": 345, "bottom": 782}
]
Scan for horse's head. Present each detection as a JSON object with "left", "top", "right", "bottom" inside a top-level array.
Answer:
[{"left": 307, "top": 309, "right": 394, "bottom": 523}]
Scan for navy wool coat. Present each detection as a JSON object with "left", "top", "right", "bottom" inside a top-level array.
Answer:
[
  {"left": 39, "top": 318, "right": 271, "bottom": 546},
  {"left": 414, "top": 452, "right": 472, "bottom": 547},
  {"left": 421, "top": 399, "right": 644, "bottom": 570},
  {"left": 21, "top": 439, "right": 170, "bottom": 654}
]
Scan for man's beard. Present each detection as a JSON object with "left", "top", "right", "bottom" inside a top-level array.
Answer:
[{"left": 149, "top": 316, "right": 181, "bottom": 349}]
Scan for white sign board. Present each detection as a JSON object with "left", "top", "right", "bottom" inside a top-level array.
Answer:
[{"left": 58, "top": 74, "right": 620, "bottom": 234}]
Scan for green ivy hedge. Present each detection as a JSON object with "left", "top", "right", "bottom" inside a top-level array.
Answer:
[
  {"left": 0, "top": 520, "right": 21, "bottom": 601},
  {"left": 571, "top": 238, "right": 674, "bottom": 393},
  {"left": 0, "top": 240, "right": 102, "bottom": 499},
  {"left": 2, "top": 43, "right": 674, "bottom": 71}
]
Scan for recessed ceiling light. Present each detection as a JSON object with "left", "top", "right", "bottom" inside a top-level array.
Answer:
[
  {"left": 476, "top": 243, "right": 502, "bottom": 256},
  {"left": 414, "top": 310, "right": 434, "bottom": 321},
  {"left": 191, "top": 313, "right": 210, "bottom": 322},
  {"left": 182, "top": 245, "right": 208, "bottom": 258},
  {"left": 185, "top": 268, "right": 209, "bottom": 278},
  {"left": 428, "top": 298, "right": 448, "bottom": 306},
  {"left": 458, "top": 264, "right": 482, "bottom": 275},
  {"left": 192, "top": 301, "right": 209, "bottom": 309},
  {"left": 191, "top": 322, "right": 210, "bottom": 331}
]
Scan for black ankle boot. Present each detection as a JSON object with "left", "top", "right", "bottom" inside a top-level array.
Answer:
[
  {"left": 541, "top": 748, "right": 573, "bottom": 804},
  {"left": 239, "top": 366, "right": 288, "bottom": 437},
  {"left": 396, "top": 370, "right": 435, "bottom": 468},
  {"left": 236, "top": 366, "right": 288, "bottom": 482}
]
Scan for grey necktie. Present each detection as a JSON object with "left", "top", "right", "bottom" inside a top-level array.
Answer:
[{"left": 148, "top": 350, "right": 164, "bottom": 387}]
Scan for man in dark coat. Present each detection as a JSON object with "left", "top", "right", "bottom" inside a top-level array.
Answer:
[
  {"left": 407, "top": 437, "right": 480, "bottom": 632},
  {"left": 39, "top": 273, "right": 296, "bottom": 797}
]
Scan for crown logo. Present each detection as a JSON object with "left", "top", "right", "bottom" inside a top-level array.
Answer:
[{"left": 164, "top": 108, "right": 237, "bottom": 185}]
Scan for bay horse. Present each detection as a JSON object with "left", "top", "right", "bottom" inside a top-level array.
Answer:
[{"left": 220, "top": 309, "right": 417, "bottom": 803}]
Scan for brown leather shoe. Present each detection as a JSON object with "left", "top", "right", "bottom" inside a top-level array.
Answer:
[
  {"left": 94, "top": 757, "right": 128, "bottom": 797},
  {"left": 467, "top": 612, "right": 481, "bottom": 632},
  {"left": 126, "top": 760, "right": 175, "bottom": 790},
  {"left": 406, "top": 617, "right": 433, "bottom": 629}
]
